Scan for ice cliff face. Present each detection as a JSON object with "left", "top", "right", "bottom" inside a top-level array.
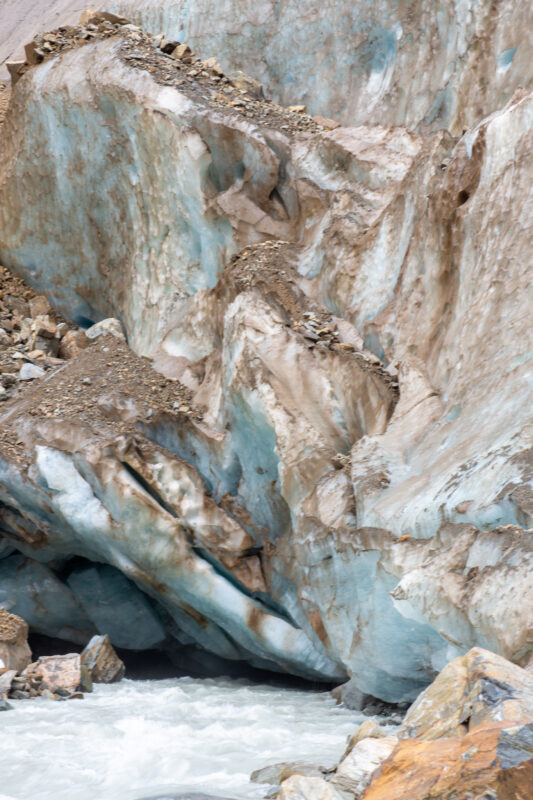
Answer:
[
  {"left": 0, "top": 7, "right": 532, "bottom": 699},
  {"left": 3, "top": 1, "right": 531, "bottom": 134},
  {"left": 108, "top": 0, "right": 533, "bottom": 135}
]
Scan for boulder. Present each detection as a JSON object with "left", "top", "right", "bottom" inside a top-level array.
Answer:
[
  {"left": 331, "top": 736, "right": 397, "bottom": 797},
  {"left": 24, "top": 653, "right": 92, "bottom": 694},
  {"left": 399, "top": 648, "right": 533, "bottom": 741},
  {"left": 171, "top": 43, "right": 192, "bottom": 60},
  {"left": 18, "top": 362, "right": 45, "bottom": 380},
  {"left": 228, "top": 70, "right": 264, "bottom": 99},
  {"left": 81, "top": 634, "right": 125, "bottom": 683},
  {"left": 0, "top": 669, "right": 17, "bottom": 698},
  {"left": 342, "top": 719, "right": 387, "bottom": 759},
  {"left": 0, "top": 607, "right": 31, "bottom": 672},
  {"left": 251, "top": 762, "right": 327, "bottom": 786},
  {"left": 85, "top": 318, "right": 125, "bottom": 341},
  {"left": 79, "top": 10, "right": 129, "bottom": 26},
  {"left": 23, "top": 40, "right": 44, "bottom": 66},
  {"left": 331, "top": 679, "right": 374, "bottom": 711},
  {"left": 361, "top": 720, "right": 533, "bottom": 800},
  {"left": 31, "top": 315, "right": 56, "bottom": 339},
  {"left": 6, "top": 61, "right": 26, "bottom": 85},
  {"left": 58, "top": 329, "right": 89, "bottom": 359},
  {"left": 278, "top": 776, "right": 344, "bottom": 800}
]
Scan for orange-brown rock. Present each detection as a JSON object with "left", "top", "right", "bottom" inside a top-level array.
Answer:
[
  {"left": 399, "top": 648, "right": 533, "bottom": 742},
  {"left": 361, "top": 720, "right": 533, "bottom": 800},
  {"left": 58, "top": 329, "right": 89, "bottom": 359},
  {"left": 0, "top": 607, "right": 31, "bottom": 672}
]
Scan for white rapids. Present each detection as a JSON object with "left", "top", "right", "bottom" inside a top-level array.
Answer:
[{"left": 0, "top": 677, "right": 377, "bottom": 800}]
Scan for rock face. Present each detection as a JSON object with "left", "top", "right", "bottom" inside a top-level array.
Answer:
[
  {"left": 0, "top": 8, "right": 531, "bottom": 697},
  {"left": 361, "top": 721, "right": 533, "bottom": 800},
  {"left": 0, "top": 607, "right": 31, "bottom": 672},
  {"left": 267, "top": 650, "right": 533, "bottom": 800},
  {"left": 398, "top": 648, "right": 533, "bottom": 741}
]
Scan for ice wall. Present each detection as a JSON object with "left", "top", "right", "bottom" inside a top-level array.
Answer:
[
  {"left": 0, "top": 17, "right": 532, "bottom": 696},
  {"left": 110, "top": 0, "right": 533, "bottom": 133}
]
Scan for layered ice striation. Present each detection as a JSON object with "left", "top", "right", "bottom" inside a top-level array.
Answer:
[
  {"left": 108, "top": 0, "right": 533, "bottom": 134},
  {"left": 0, "top": 17, "right": 532, "bottom": 699}
]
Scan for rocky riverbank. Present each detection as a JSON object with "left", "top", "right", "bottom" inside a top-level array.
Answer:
[
  {"left": 0, "top": 607, "right": 124, "bottom": 709},
  {"left": 255, "top": 648, "right": 533, "bottom": 800},
  {"left": 3, "top": 603, "right": 532, "bottom": 798}
]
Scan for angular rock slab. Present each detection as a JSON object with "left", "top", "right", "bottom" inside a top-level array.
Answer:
[
  {"left": 399, "top": 648, "right": 533, "bottom": 742},
  {"left": 331, "top": 737, "right": 397, "bottom": 796},
  {"left": 81, "top": 634, "right": 125, "bottom": 683}
]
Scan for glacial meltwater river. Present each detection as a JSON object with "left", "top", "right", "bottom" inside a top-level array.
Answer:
[{"left": 0, "top": 677, "right": 373, "bottom": 800}]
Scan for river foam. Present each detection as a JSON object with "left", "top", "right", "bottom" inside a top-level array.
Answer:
[{"left": 0, "top": 677, "right": 371, "bottom": 800}]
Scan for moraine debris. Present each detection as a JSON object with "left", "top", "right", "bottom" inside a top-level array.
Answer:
[{"left": 8, "top": 13, "right": 327, "bottom": 135}]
